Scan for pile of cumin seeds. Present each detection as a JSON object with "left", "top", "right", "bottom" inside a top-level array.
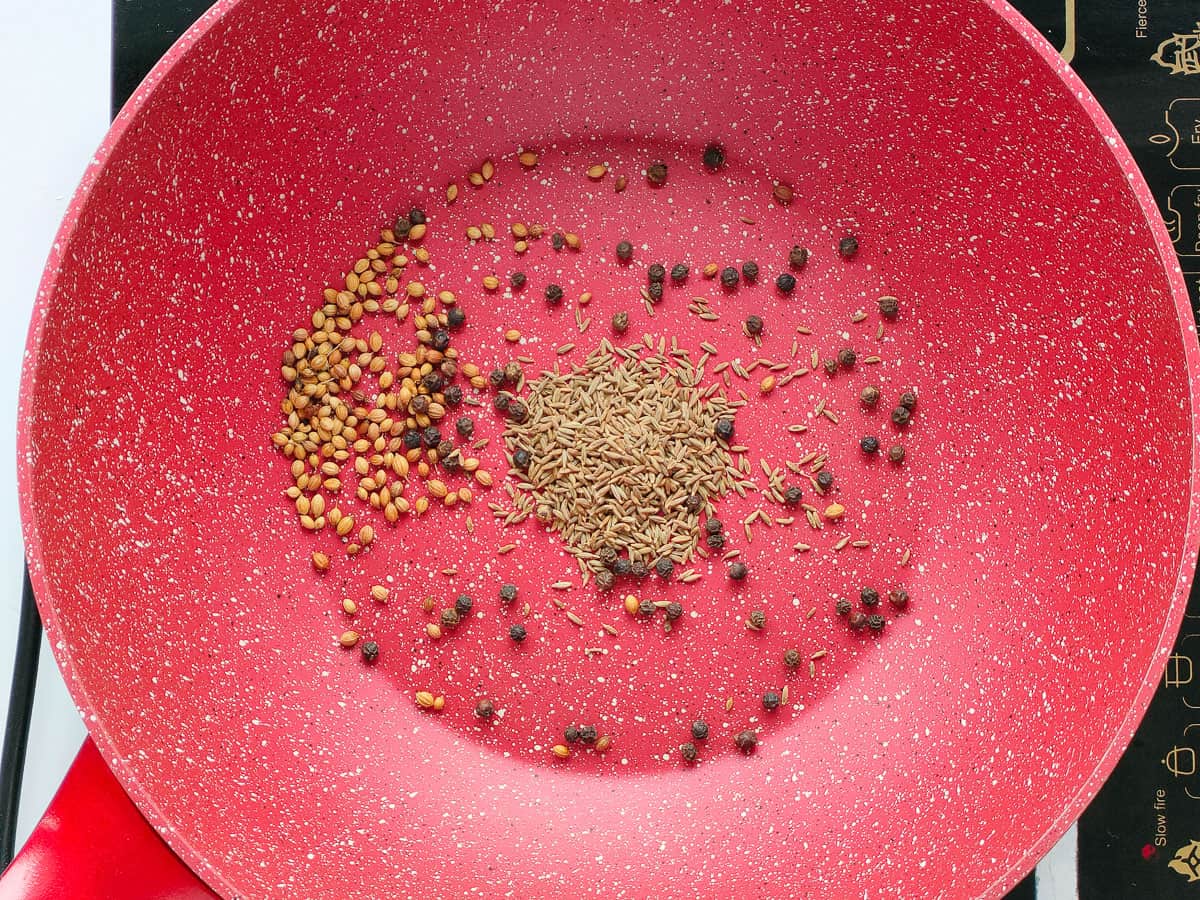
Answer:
[{"left": 502, "top": 340, "right": 739, "bottom": 577}]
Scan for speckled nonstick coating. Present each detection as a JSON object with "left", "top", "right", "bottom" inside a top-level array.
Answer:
[{"left": 18, "top": 0, "right": 1200, "bottom": 897}]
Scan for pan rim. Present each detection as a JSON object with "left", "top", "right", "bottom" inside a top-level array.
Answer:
[{"left": 15, "top": 0, "right": 1200, "bottom": 897}]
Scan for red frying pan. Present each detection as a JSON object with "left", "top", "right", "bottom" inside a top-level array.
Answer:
[{"left": 6, "top": 0, "right": 1199, "bottom": 897}]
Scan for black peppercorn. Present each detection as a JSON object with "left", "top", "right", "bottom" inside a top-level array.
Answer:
[
  {"left": 734, "top": 730, "right": 758, "bottom": 752},
  {"left": 613, "top": 558, "right": 632, "bottom": 576},
  {"left": 552, "top": 232, "right": 565, "bottom": 251},
  {"left": 639, "top": 598, "right": 657, "bottom": 616},
  {"left": 647, "top": 281, "right": 663, "bottom": 301},
  {"left": 437, "top": 441, "right": 458, "bottom": 467},
  {"left": 879, "top": 295, "right": 899, "bottom": 320},
  {"left": 822, "top": 358, "right": 838, "bottom": 376},
  {"left": 681, "top": 742, "right": 698, "bottom": 762},
  {"left": 702, "top": 143, "right": 725, "bottom": 169},
  {"left": 475, "top": 698, "right": 494, "bottom": 719},
  {"left": 776, "top": 272, "right": 796, "bottom": 293},
  {"left": 784, "top": 648, "right": 801, "bottom": 668},
  {"left": 748, "top": 610, "right": 766, "bottom": 630},
  {"left": 393, "top": 215, "right": 412, "bottom": 238},
  {"left": 579, "top": 726, "right": 597, "bottom": 744},
  {"left": 510, "top": 271, "right": 527, "bottom": 290},
  {"left": 867, "top": 614, "right": 886, "bottom": 632},
  {"left": 784, "top": 486, "right": 802, "bottom": 506},
  {"left": 839, "top": 235, "right": 859, "bottom": 258},
  {"left": 788, "top": 245, "right": 809, "bottom": 269},
  {"left": 509, "top": 623, "right": 527, "bottom": 642},
  {"left": 594, "top": 569, "right": 615, "bottom": 591},
  {"left": 431, "top": 329, "right": 450, "bottom": 351},
  {"left": 838, "top": 348, "right": 857, "bottom": 368},
  {"left": 898, "top": 390, "right": 917, "bottom": 410},
  {"left": 564, "top": 725, "right": 581, "bottom": 743},
  {"left": 489, "top": 368, "right": 506, "bottom": 388},
  {"left": 891, "top": 406, "right": 911, "bottom": 427},
  {"left": 545, "top": 284, "right": 564, "bottom": 305},
  {"left": 611, "top": 311, "right": 629, "bottom": 334},
  {"left": 888, "top": 588, "right": 910, "bottom": 610},
  {"left": 629, "top": 559, "right": 648, "bottom": 578},
  {"left": 493, "top": 392, "right": 511, "bottom": 412},
  {"left": 648, "top": 264, "right": 666, "bottom": 283},
  {"left": 720, "top": 266, "right": 739, "bottom": 289},
  {"left": 502, "top": 361, "right": 521, "bottom": 384},
  {"left": 507, "top": 402, "right": 528, "bottom": 424},
  {"left": 705, "top": 531, "right": 726, "bottom": 549},
  {"left": 860, "top": 385, "right": 880, "bottom": 406},
  {"left": 455, "top": 594, "right": 473, "bottom": 616},
  {"left": 655, "top": 558, "right": 674, "bottom": 579},
  {"left": 616, "top": 240, "right": 633, "bottom": 261},
  {"left": 705, "top": 518, "right": 723, "bottom": 535},
  {"left": 860, "top": 435, "right": 880, "bottom": 454},
  {"left": 403, "top": 431, "right": 422, "bottom": 450},
  {"left": 499, "top": 583, "right": 518, "bottom": 603},
  {"left": 456, "top": 416, "right": 474, "bottom": 438},
  {"left": 835, "top": 598, "right": 852, "bottom": 616},
  {"left": 440, "top": 608, "right": 460, "bottom": 629},
  {"left": 408, "top": 208, "right": 427, "bottom": 225},
  {"left": 598, "top": 545, "right": 618, "bottom": 567},
  {"left": 848, "top": 611, "right": 868, "bottom": 631},
  {"left": 422, "top": 426, "right": 442, "bottom": 447},
  {"left": 670, "top": 263, "right": 688, "bottom": 282},
  {"left": 412, "top": 394, "right": 431, "bottom": 415},
  {"left": 762, "top": 691, "right": 780, "bottom": 710},
  {"left": 443, "top": 385, "right": 463, "bottom": 407},
  {"left": 692, "top": 720, "right": 709, "bottom": 740},
  {"left": 745, "top": 315, "right": 764, "bottom": 336},
  {"left": 447, "top": 306, "right": 467, "bottom": 329},
  {"left": 646, "top": 162, "right": 668, "bottom": 185},
  {"left": 715, "top": 418, "right": 734, "bottom": 441},
  {"left": 728, "top": 562, "right": 748, "bottom": 581},
  {"left": 684, "top": 494, "right": 704, "bottom": 514},
  {"left": 816, "top": 470, "right": 834, "bottom": 490},
  {"left": 741, "top": 262, "right": 758, "bottom": 282},
  {"left": 421, "top": 372, "right": 445, "bottom": 393},
  {"left": 513, "top": 447, "right": 532, "bottom": 470},
  {"left": 666, "top": 601, "right": 683, "bottom": 621},
  {"left": 360, "top": 640, "right": 379, "bottom": 662},
  {"left": 860, "top": 587, "right": 880, "bottom": 607},
  {"left": 888, "top": 444, "right": 906, "bottom": 463}
]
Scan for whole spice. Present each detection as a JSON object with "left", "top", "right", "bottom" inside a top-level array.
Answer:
[
  {"left": 772, "top": 183, "right": 794, "bottom": 205},
  {"left": 867, "top": 614, "right": 886, "bottom": 632},
  {"left": 860, "top": 587, "right": 880, "bottom": 607},
  {"left": 499, "top": 583, "right": 518, "bottom": 603},
  {"left": 455, "top": 594, "right": 474, "bottom": 616},
  {"left": 489, "top": 368, "right": 506, "bottom": 388},
  {"left": 715, "top": 418, "right": 735, "bottom": 441},
  {"left": 734, "top": 730, "right": 758, "bottom": 752},
  {"left": 440, "top": 608, "right": 460, "bottom": 629},
  {"left": 898, "top": 390, "right": 918, "bottom": 410},
  {"left": 509, "top": 623, "right": 527, "bottom": 642},
  {"left": 578, "top": 725, "right": 598, "bottom": 744},
  {"left": 681, "top": 742, "right": 699, "bottom": 762},
  {"left": 360, "top": 640, "right": 379, "bottom": 662},
  {"left": 613, "top": 558, "right": 632, "bottom": 576},
  {"left": 510, "top": 272, "right": 527, "bottom": 290},
  {"left": 788, "top": 245, "right": 810, "bottom": 269},
  {"left": 647, "top": 281, "right": 664, "bottom": 301},
  {"left": 888, "top": 444, "right": 906, "bottom": 463},
  {"left": 705, "top": 518, "right": 723, "bottom": 535},
  {"left": 705, "top": 531, "right": 726, "bottom": 549},
  {"left": 684, "top": 493, "right": 704, "bottom": 514},
  {"left": 776, "top": 273, "right": 796, "bottom": 293},
  {"left": 456, "top": 416, "right": 475, "bottom": 438},
  {"left": 823, "top": 359, "right": 838, "bottom": 376},
  {"left": 745, "top": 315, "right": 764, "bottom": 336},
  {"left": 595, "top": 735, "right": 613, "bottom": 752},
  {"left": 762, "top": 691, "right": 781, "bottom": 710},
  {"left": 720, "top": 267, "right": 739, "bottom": 289},
  {"left": 594, "top": 569, "right": 615, "bottom": 591},
  {"left": 860, "top": 385, "right": 880, "bottom": 406},
  {"left": 747, "top": 609, "right": 766, "bottom": 630},
  {"left": 647, "top": 263, "right": 666, "bottom": 283},
  {"left": 728, "top": 562, "right": 748, "bottom": 581},
  {"left": 888, "top": 588, "right": 910, "bottom": 610},
  {"left": 646, "top": 162, "right": 668, "bottom": 185},
  {"left": 835, "top": 598, "right": 852, "bottom": 616},
  {"left": 565, "top": 725, "right": 581, "bottom": 743},
  {"left": 848, "top": 611, "right": 868, "bottom": 631},
  {"left": 639, "top": 598, "right": 657, "bottom": 617},
  {"left": 741, "top": 260, "right": 759, "bottom": 281},
  {"left": 611, "top": 310, "right": 629, "bottom": 334},
  {"left": 784, "top": 648, "right": 801, "bottom": 668},
  {"left": 838, "top": 235, "right": 859, "bottom": 258},
  {"left": 545, "top": 284, "right": 564, "bottom": 305},
  {"left": 702, "top": 144, "right": 725, "bottom": 169},
  {"left": 551, "top": 232, "right": 566, "bottom": 251},
  {"left": 493, "top": 393, "right": 512, "bottom": 413},
  {"left": 860, "top": 435, "right": 880, "bottom": 454},
  {"left": 624, "top": 594, "right": 640, "bottom": 615},
  {"left": 552, "top": 744, "right": 571, "bottom": 760},
  {"left": 665, "top": 601, "right": 683, "bottom": 621},
  {"left": 616, "top": 240, "right": 633, "bottom": 261},
  {"left": 879, "top": 295, "right": 900, "bottom": 320},
  {"left": 815, "top": 470, "right": 834, "bottom": 490},
  {"left": 838, "top": 348, "right": 857, "bottom": 368},
  {"left": 692, "top": 720, "right": 709, "bottom": 740},
  {"left": 447, "top": 307, "right": 466, "bottom": 329},
  {"left": 891, "top": 406, "right": 912, "bottom": 427},
  {"left": 475, "top": 698, "right": 495, "bottom": 719},
  {"left": 670, "top": 263, "right": 689, "bottom": 282},
  {"left": 784, "top": 486, "right": 803, "bottom": 506},
  {"left": 311, "top": 551, "right": 330, "bottom": 572},
  {"left": 512, "top": 448, "right": 532, "bottom": 470},
  {"left": 629, "top": 559, "right": 648, "bottom": 578}
]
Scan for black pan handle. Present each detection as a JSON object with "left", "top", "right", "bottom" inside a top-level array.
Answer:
[{"left": 0, "top": 565, "right": 42, "bottom": 869}]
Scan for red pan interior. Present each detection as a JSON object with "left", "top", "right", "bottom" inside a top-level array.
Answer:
[{"left": 19, "top": 0, "right": 1200, "bottom": 897}]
